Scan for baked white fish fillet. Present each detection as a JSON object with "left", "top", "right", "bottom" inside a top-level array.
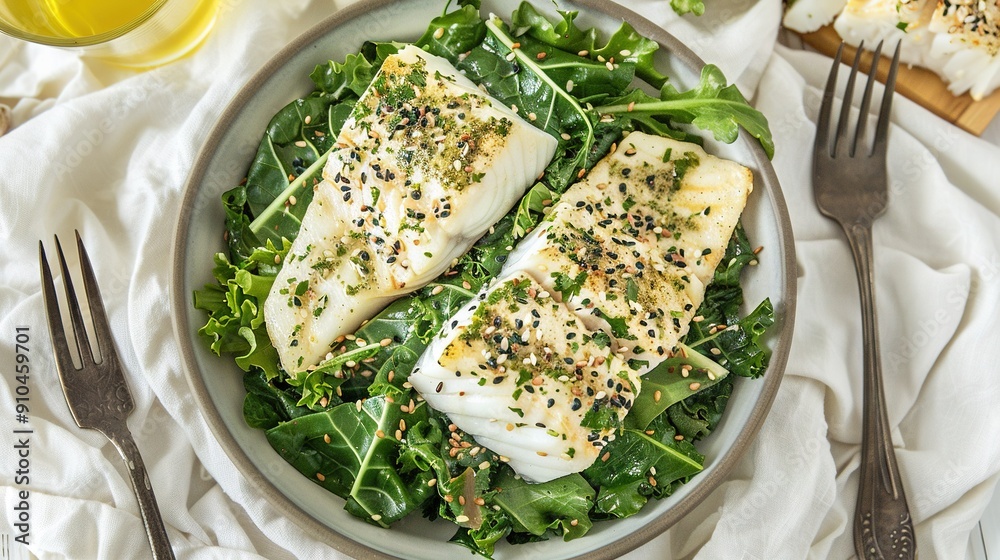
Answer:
[
  {"left": 410, "top": 272, "right": 641, "bottom": 481},
  {"left": 410, "top": 132, "right": 753, "bottom": 482},
  {"left": 265, "top": 45, "right": 557, "bottom": 373}
]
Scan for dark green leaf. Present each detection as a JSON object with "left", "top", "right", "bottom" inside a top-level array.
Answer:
[
  {"left": 266, "top": 395, "right": 435, "bottom": 526},
  {"left": 509, "top": 3, "right": 668, "bottom": 88},
  {"left": 627, "top": 343, "right": 729, "bottom": 430},
  {"left": 493, "top": 468, "right": 594, "bottom": 540},
  {"left": 309, "top": 52, "right": 376, "bottom": 98},
  {"left": 416, "top": 5, "right": 487, "bottom": 62},
  {"left": 583, "top": 415, "right": 703, "bottom": 518}
]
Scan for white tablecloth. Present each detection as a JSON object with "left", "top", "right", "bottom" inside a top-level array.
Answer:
[{"left": 2, "top": 1, "right": 999, "bottom": 558}]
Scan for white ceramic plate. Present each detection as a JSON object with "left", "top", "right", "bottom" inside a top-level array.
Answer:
[{"left": 171, "top": 1, "right": 796, "bottom": 558}]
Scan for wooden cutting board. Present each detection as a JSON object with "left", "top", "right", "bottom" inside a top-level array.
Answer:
[{"left": 798, "top": 25, "right": 1000, "bottom": 136}]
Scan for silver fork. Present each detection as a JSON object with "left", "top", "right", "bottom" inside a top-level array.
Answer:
[
  {"left": 40, "top": 232, "right": 175, "bottom": 560},
  {"left": 813, "top": 42, "right": 915, "bottom": 560}
]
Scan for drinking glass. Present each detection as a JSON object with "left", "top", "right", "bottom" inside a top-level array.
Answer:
[{"left": 0, "top": 0, "right": 220, "bottom": 68}]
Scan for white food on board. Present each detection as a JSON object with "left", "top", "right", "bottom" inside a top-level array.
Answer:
[
  {"left": 410, "top": 132, "right": 753, "bottom": 482},
  {"left": 787, "top": 0, "right": 1000, "bottom": 100},
  {"left": 783, "top": 0, "right": 848, "bottom": 33},
  {"left": 925, "top": 1, "right": 1000, "bottom": 100},
  {"left": 264, "top": 45, "right": 557, "bottom": 374},
  {"left": 833, "top": 0, "right": 936, "bottom": 67}
]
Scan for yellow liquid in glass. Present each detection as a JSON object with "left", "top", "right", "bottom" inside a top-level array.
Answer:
[
  {"left": 0, "top": 0, "right": 159, "bottom": 38},
  {"left": 0, "top": 0, "right": 219, "bottom": 67}
]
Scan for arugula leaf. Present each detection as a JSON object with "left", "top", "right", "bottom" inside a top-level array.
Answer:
[
  {"left": 595, "top": 64, "right": 775, "bottom": 159},
  {"left": 266, "top": 395, "right": 436, "bottom": 526}
]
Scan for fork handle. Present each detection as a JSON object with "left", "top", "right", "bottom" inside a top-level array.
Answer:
[
  {"left": 843, "top": 220, "right": 916, "bottom": 560},
  {"left": 107, "top": 427, "right": 176, "bottom": 560}
]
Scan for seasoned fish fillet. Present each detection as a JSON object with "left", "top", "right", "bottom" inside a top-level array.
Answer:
[
  {"left": 408, "top": 272, "right": 641, "bottom": 481},
  {"left": 265, "top": 45, "right": 557, "bottom": 373},
  {"left": 411, "top": 132, "right": 753, "bottom": 482}
]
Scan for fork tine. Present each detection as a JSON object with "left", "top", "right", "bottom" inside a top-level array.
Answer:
[
  {"left": 852, "top": 41, "right": 883, "bottom": 157},
  {"left": 74, "top": 231, "right": 115, "bottom": 366},
  {"left": 873, "top": 41, "right": 901, "bottom": 156},
  {"left": 816, "top": 43, "right": 844, "bottom": 155},
  {"left": 39, "top": 242, "right": 79, "bottom": 376},
  {"left": 834, "top": 41, "right": 864, "bottom": 156},
  {"left": 54, "top": 234, "right": 95, "bottom": 365}
]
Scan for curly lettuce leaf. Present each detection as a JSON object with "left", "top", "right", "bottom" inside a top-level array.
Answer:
[{"left": 194, "top": 245, "right": 287, "bottom": 381}]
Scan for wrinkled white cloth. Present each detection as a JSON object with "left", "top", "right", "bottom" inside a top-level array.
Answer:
[{"left": 1, "top": 0, "right": 998, "bottom": 558}]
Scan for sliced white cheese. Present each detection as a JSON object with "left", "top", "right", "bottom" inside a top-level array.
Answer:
[{"left": 265, "top": 45, "right": 557, "bottom": 373}]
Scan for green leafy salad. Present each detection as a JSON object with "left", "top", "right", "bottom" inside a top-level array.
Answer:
[{"left": 194, "top": 0, "right": 776, "bottom": 556}]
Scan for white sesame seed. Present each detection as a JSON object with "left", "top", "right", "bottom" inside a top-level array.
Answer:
[
  {"left": 620, "top": 49, "right": 631, "bottom": 56},
  {"left": 433, "top": 27, "right": 445, "bottom": 39},
  {"left": 455, "top": 515, "right": 470, "bottom": 523}
]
